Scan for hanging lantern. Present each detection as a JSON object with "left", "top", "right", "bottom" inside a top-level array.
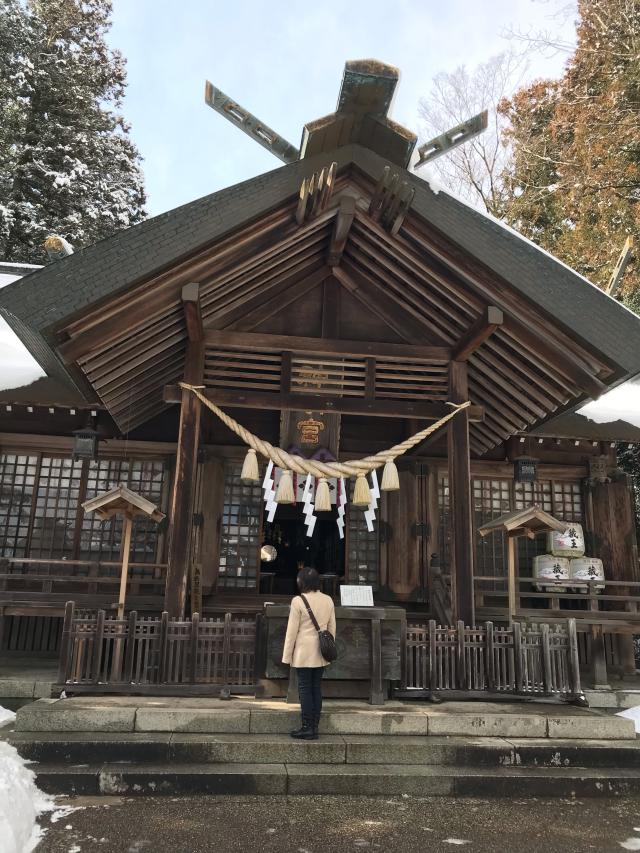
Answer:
[
  {"left": 72, "top": 422, "right": 99, "bottom": 460},
  {"left": 314, "top": 477, "right": 332, "bottom": 512},
  {"left": 381, "top": 459, "right": 400, "bottom": 491},
  {"left": 275, "top": 470, "right": 295, "bottom": 504},
  {"left": 352, "top": 473, "right": 372, "bottom": 507},
  {"left": 240, "top": 448, "right": 260, "bottom": 483}
]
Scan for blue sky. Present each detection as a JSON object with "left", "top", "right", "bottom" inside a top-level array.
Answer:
[{"left": 109, "top": 0, "right": 576, "bottom": 217}]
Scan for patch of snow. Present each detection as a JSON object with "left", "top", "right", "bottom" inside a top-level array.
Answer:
[
  {"left": 616, "top": 705, "right": 640, "bottom": 734},
  {"left": 619, "top": 840, "right": 640, "bottom": 851},
  {"left": 578, "top": 378, "right": 640, "bottom": 429},
  {"left": 0, "top": 706, "right": 16, "bottom": 727},
  {"left": 443, "top": 841, "right": 471, "bottom": 846},
  {"left": 0, "top": 739, "right": 52, "bottom": 853},
  {"left": 0, "top": 272, "right": 46, "bottom": 393}
]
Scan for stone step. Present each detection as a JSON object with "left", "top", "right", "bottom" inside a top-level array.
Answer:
[
  {"left": 15, "top": 698, "right": 637, "bottom": 740},
  {"left": 31, "top": 761, "right": 640, "bottom": 798},
  {"left": 8, "top": 731, "right": 640, "bottom": 768}
]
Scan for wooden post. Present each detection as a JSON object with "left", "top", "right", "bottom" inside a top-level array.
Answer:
[
  {"left": 447, "top": 361, "right": 474, "bottom": 626},
  {"left": 485, "top": 621, "right": 495, "bottom": 691},
  {"left": 117, "top": 515, "right": 133, "bottom": 619},
  {"left": 513, "top": 621, "right": 523, "bottom": 693},
  {"left": 165, "top": 283, "right": 204, "bottom": 617},
  {"left": 567, "top": 618, "right": 582, "bottom": 697},
  {"left": 57, "top": 601, "right": 75, "bottom": 685},
  {"left": 456, "top": 620, "right": 467, "bottom": 690},
  {"left": 507, "top": 535, "right": 517, "bottom": 625},
  {"left": 92, "top": 609, "right": 105, "bottom": 685},
  {"left": 428, "top": 619, "right": 437, "bottom": 692},
  {"left": 590, "top": 624, "right": 609, "bottom": 688},
  {"left": 370, "top": 615, "right": 384, "bottom": 705},
  {"left": 540, "top": 623, "right": 553, "bottom": 695}
]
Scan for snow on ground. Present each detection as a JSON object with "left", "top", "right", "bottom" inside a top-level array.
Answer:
[
  {"left": 0, "top": 272, "right": 46, "bottom": 393},
  {"left": 617, "top": 705, "right": 640, "bottom": 734},
  {"left": 0, "top": 706, "right": 16, "bottom": 727},
  {"left": 0, "top": 712, "right": 52, "bottom": 853}
]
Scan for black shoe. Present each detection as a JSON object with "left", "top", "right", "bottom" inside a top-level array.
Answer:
[{"left": 290, "top": 715, "right": 317, "bottom": 740}]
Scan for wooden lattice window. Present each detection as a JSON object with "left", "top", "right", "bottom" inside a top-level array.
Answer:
[
  {"left": 79, "top": 459, "right": 167, "bottom": 569},
  {"left": 473, "top": 479, "right": 511, "bottom": 578},
  {"left": 0, "top": 452, "right": 168, "bottom": 567},
  {"left": 0, "top": 454, "right": 39, "bottom": 557},
  {"left": 29, "top": 457, "right": 84, "bottom": 559},
  {"left": 218, "top": 463, "right": 262, "bottom": 590},
  {"left": 347, "top": 504, "right": 379, "bottom": 589}
]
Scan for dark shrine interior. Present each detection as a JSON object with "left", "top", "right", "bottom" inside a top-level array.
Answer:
[{"left": 262, "top": 504, "right": 345, "bottom": 595}]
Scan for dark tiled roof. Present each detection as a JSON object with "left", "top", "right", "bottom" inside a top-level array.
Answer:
[{"left": 1, "top": 143, "right": 640, "bottom": 407}]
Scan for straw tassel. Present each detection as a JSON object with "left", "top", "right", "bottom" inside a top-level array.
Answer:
[
  {"left": 275, "top": 470, "right": 295, "bottom": 504},
  {"left": 240, "top": 448, "right": 260, "bottom": 483},
  {"left": 314, "top": 477, "right": 332, "bottom": 512},
  {"left": 381, "top": 459, "right": 400, "bottom": 491},
  {"left": 352, "top": 473, "right": 372, "bottom": 507}
]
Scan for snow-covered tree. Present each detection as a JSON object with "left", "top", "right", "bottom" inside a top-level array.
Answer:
[{"left": 0, "top": 0, "right": 146, "bottom": 263}]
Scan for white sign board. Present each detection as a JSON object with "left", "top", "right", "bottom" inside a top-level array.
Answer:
[{"left": 340, "top": 585, "right": 374, "bottom": 607}]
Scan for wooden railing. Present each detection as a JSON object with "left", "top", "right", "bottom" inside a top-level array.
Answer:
[
  {"left": 57, "top": 602, "right": 258, "bottom": 697},
  {"left": 399, "top": 619, "right": 583, "bottom": 702},
  {"left": 0, "top": 558, "right": 167, "bottom": 614},
  {"left": 474, "top": 576, "right": 640, "bottom": 631}
]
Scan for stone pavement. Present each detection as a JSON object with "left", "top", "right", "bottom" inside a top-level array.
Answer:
[{"left": 36, "top": 794, "right": 640, "bottom": 852}]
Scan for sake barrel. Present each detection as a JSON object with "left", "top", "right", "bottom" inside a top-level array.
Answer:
[
  {"left": 547, "top": 523, "right": 585, "bottom": 558},
  {"left": 533, "top": 554, "right": 570, "bottom": 591},
  {"left": 569, "top": 556, "right": 605, "bottom": 592}
]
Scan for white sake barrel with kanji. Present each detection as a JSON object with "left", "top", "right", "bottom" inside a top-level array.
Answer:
[
  {"left": 533, "top": 554, "right": 571, "bottom": 591},
  {"left": 569, "top": 556, "right": 605, "bottom": 592},
  {"left": 547, "top": 523, "right": 585, "bottom": 558}
]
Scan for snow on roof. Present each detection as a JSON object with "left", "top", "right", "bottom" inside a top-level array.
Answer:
[
  {"left": 578, "top": 377, "right": 640, "bottom": 430},
  {"left": 0, "top": 272, "right": 46, "bottom": 393}
]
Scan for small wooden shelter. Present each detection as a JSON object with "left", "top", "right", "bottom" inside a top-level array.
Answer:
[
  {"left": 82, "top": 484, "right": 165, "bottom": 618},
  {"left": 478, "top": 506, "right": 567, "bottom": 623}
]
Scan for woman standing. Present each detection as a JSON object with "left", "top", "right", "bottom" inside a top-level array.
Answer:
[{"left": 282, "top": 566, "right": 336, "bottom": 740}]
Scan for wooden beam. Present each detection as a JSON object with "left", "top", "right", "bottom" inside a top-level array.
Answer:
[
  {"left": 448, "top": 361, "right": 475, "bottom": 626},
  {"left": 321, "top": 277, "right": 340, "bottom": 338},
  {"left": 327, "top": 196, "right": 356, "bottom": 266},
  {"left": 164, "top": 340, "right": 204, "bottom": 618},
  {"left": 333, "top": 264, "right": 448, "bottom": 347},
  {"left": 203, "top": 328, "right": 451, "bottom": 362},
  {"left": 452, "top": 306, "right": 503, "bottom": 361},
  {"left": 182, "top": 283, "right": 203, "bottom": 342},
  {"left": 163, "top": 383, "right": 485, "bottom": 422}
]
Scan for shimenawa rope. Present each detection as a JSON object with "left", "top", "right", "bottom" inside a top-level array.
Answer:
[{"left": 179, "top": 382, "right": 471, "bottom": 478}]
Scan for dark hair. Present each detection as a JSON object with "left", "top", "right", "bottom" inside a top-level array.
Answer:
[{"left": 297, "top": 566, "right": 320, "bottom": 593}]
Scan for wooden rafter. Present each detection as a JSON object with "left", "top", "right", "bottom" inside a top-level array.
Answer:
[
  {"left": 182, "top": 282, "right": 203, "bottom": 342},
  {"left": 327, "top": 196, "right": 356, "bottom": 266},
  {"left": 452, "top": 305, "right": 503, "bottom": 360}
]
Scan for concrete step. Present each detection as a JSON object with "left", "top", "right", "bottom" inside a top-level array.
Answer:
[
  {"left": 31, "top": 761, "right": 640, "bottom": 798},
  {"left": 15, "top": 698, "right": 637, "bottom": 740},
  {"left": 8, "top": 731, "right": 640, "bottom": 768}
]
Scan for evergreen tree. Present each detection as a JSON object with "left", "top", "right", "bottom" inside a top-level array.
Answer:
[
  {"left": 0, "top": 0, "right": 146, "bottom": 264},
  {"left": 499, "top": 0, "right": 640, "bottom": 300}
]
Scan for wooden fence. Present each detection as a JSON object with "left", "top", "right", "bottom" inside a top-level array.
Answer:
[
  {"left": 57, "top": 602, "right": 258, "bottom": 697},
  {"left": 399, "top": 619, "right": 583, "bottom": 702}
]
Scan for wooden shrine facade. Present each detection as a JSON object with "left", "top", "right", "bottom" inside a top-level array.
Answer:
[{"left": 1, "top": 140, "right": 640, "bottom": 678}]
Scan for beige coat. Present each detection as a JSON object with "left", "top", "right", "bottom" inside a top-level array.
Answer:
[{"left": 282, "top": 591, "right": 337, "bottom": 668}]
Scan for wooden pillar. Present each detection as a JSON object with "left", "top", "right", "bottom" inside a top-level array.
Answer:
[
  {"left": 164, "top": 284, "right": 204, "bottom": 618},
  {"left": 447, "top": 361, "right": 474, "bottom": 626}
]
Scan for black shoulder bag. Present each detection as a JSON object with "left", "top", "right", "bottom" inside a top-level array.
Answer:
[{"left": 299, "top": 594, "right": 338, "bottom": 662}]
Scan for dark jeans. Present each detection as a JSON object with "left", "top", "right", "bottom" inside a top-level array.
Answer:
[{"left": 296, "top": 666, "right": 323, "bottom": 719}]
